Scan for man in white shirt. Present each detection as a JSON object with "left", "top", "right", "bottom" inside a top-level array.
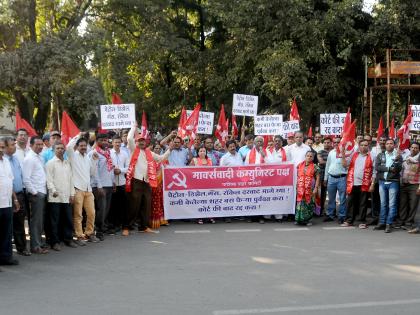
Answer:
[
  {"left": 108, "top": 135, "right": 129, "bottom": 234},
  {"left": 286, "top": 131, "right": 311, "bottom": 166},
  {"left": 265, "top": 135, "right": 290, "bottom": 164},
  {"left": 23, "top": 136, "right": 48, "bottom": 254},
  {"left": 123, "top": 124, "right": 171, "bottom": 235},
  {"left": 88, "top": 133, "right": 115, "bottom": 241},
  {"left": 14, "top": 128, "right": 30, "bottom": 166},
  {"left": 46, "top": 141, "right": 77, "bottom": 250},
  {"left": 220, "top": 140, "right": 243, "bottom": 166},
  {"left": 0, "top": 138, "right": 20, "bottom": 269},
  {"left": 245, "top": 136, "right": 265, "bottom": 165},
  {"left": 312, "top": 133, "right": 324, "bottom": 153},
  {"left": 67, "top": 134, "right": 99, "bottom": 244}
]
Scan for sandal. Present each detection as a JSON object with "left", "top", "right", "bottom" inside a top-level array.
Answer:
[
  {"left": 340, "top": 222, "right": 352, "bottom": 227},
  {"left": 408, "top": 227, "right": 420, "bottom": 234},
  {"left": 197, "top": 219, "right": 204, "bottom": 225},
  {"left": 359, "top": 223, "right": 368, "bottom": 229}
]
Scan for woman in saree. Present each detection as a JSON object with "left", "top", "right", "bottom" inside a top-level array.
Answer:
[
  {"left": 150, "top": 143, "right": 169, "bottom": 229},
  {"left": 295, "top": 151, "right": 320, "bottom": 226}
]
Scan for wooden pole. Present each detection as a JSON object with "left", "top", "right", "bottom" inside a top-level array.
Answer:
[
  {"left": 369, "top": 87, "right": 373, "bottom": 135},
  {"left": 386, "top": 48, "right": 391, "bottom": 127}
]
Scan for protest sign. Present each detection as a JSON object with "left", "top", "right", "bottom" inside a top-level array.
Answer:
[
  {"left": 100, "top": 104, "right": 136, "bottom": 129},
  {"left": 254, "top": 115, "right": 283, "bottom": 135},
  {"left": 320, "top": 113, "right": 347, "bottom": 135},
  {"left": 281, "top": 120, "right": 300, "bottom": 138},
  {"left": 232, "top": 94, "right": 258, "bottom": 116},
  {"left": 186, "top": 110, "right": 214, "bottom": 135},
  {"left": 163, "top": 164, "right": 296, "bottom": 219},
  {"left": 410, "top": 105, "right": 420, "bottom": 131}
]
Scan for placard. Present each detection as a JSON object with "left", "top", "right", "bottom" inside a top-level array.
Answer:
[
  {"left": 320, "top": 113, "right": 347, "bottom": 135},
  {"left": 410, "top": 105, "right": 420, "bottom": 131},
  {"left": 163, "top": 164, "right": 296, "bottom": 219},
  {"left": 254, "top": 115, "right": 283, "bottom": 135},
  {"left": 281, "top": 120, "right": 300, "bottom": 137},
  {"left": 186, "top": 110, "right": 214, "bottom": 135},
  {"left": 232, "top": 94, "right": 258, "bottom": 116},
  {"left": 100, "top": 104, "right": 136, "bottom": 129}
]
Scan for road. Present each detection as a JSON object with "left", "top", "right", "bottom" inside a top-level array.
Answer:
[{"left": 1, "top": 218, "right": 420, "bottom": 315}]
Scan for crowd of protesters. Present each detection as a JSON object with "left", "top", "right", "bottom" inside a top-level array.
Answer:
[{"left": 0, "top": 123, "right": 419, "bottom": 271}]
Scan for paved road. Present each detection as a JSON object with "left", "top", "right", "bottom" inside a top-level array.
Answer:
[{"left": 1, "top": 219, "right": 420, "bottom": 315}]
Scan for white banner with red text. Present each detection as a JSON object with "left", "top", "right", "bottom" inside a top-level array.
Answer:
[{"left": 163, "top": 164, "right": 296, "bottom": 219}]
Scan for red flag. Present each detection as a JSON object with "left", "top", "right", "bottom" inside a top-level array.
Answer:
[
  {"left": 307, "top": 126, "right": 313, "bottom": 138},
  {"left": 231, "top": 114, "right": 238, "bottom": 139},
  {"left": 389, "top": 117, "right": 395, "bottom": 139},
  {"left": 289, "top": 98, "right": 300, "bottom": 121},
  {"left": 377, "top": 116, "right": 384, "bottom": 140},
  {"left": 263, "top": 135, "right": 273, "bottom": 150},
  {"left": 341, "top": 108, "right": 351, "bottom": 137},
  {"left": 183, "top": 103, "right": 201, "bottom": 142},
  {"left": 15, "top": 111, "right": 37, "bottom": 137},
  {"left": 397, "top": 107, "right": 412, "bottom": 150},
  {"left": 140, "top": 111, "right": 150, "bottom": 141},
  {"left": 337, "top": 120, "right": 356, "bottom": 157},
  {"left": 61, "top": 111, "right": 80, "bottom": 145},
  {"left": 177, "top": 106, "right": 188, "bottom": 137},
  {"left": 112, "top": 93, "right": 122, "bottom": 105},
  {"left": 215, "top": 104, "right": 229, "bottom": 146}
]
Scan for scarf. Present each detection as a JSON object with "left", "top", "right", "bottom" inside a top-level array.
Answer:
[
  {"left": 196, "top": 157, "right": 212, "bottom": 166},
  {"left": 125, "top": 147, "right": 157, "bottom": 192},
  {"left": 277, "top": 147, "right": 287, "bottom": 162},
  {"left": 346, "top": 152, "right": 373, "bottom": 195},
  {"left": 95, "top": 146, "right": 114, "bottom": 171},
  {"left": 296, "top": 161, "right": 315, "bottom": 203},
  {"left": 248, "top": 147, "right": 264, "bottom": 164}
]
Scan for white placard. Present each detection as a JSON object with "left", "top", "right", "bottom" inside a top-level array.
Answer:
[
  {"left": 410, "top": 105, "right": 420, "bottom": 131},
  {"left": 281, "top": 120, "right": 300, "bottom": 137},
  {"left": 254, "top": 115, "right": 283, "bottom": 135},
  {"left": 100, "top": 104, "right": 136, "bottom": 130},
  {"left": 232, "top": 93, "right": 259, "bottom": 116},
  {"left": 186, "top": 110, "right": 214, "bottom": 135},
  {"left": 320, "top": 113, "right": 347, "bottom": 135}
]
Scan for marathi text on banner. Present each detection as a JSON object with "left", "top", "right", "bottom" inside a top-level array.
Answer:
[
  {"left": 186, "top": 110, "right": 215, "bottom": 135},
  {"left": 320, "top": 113, "right": 347, "bottom": 135},
  {"left": 254, "top": 115, "right": 283, "bottom": 135},
  {"left": 100, "top": 103, "right": 136, "bottom": 130},
  {"left": 281, "top": 120, "right": 300, "bottom": 138},
  {"left": 410, "top": 105, "right": 420, "bottom": 131},
  {"left": 163, "top": 164, "right": 296, "bottom": 219},
  {"left": 232, "top": 94, "right": 259, "bottom": 117}
]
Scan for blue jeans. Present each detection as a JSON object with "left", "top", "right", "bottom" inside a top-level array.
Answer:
[
  {"left": 326, "top": 176, "right": 347, "bottom": 219},
  {"left": 379, "top": 181, "right": 399, "bottom": 225}
]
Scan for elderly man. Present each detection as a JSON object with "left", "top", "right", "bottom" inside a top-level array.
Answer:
[
  {"left": 286, "top": 131, "right": 310, "bottom": 166},
  {"left": 123, "top": 124, "right": 172, "bottom": 236},
  {"left": 46, "top": 141, "right": 77, "bottom": 250},
  {"left": 0, "top": 138, "right": 20, "bottom": 270},
  {"left": 67, "top": 134, "right": 99, "bottom": 244},
  {"left": 312, "top": 133, "right": 324, "bottom": 153},
  {"left": 23, "top": 136, "right": 48, "bottom": 254},
  {"left": 4, "top": 137, "right": 30, "bottom": 256}
]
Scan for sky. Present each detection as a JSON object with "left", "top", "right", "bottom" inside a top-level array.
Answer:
[{"left": 363, "top": 0, "right": 378, "bottom": 13}]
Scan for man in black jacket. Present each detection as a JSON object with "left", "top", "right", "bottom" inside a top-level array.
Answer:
[{"left": 374, "top": 139, "right": 403, "bottom": 233}]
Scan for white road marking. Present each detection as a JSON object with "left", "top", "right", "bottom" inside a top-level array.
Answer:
[
  {"left": 323, "top": 226, "right": 355, "bottom": 230},
  {"left": 213, "top": 298, "right": 420, "bottom": 314},
  {"left": 174, "top": 230, "right": 211, "bottom": 234},
  {"left": 225, "top": 229, "right": 261, "bottom": 233},
  {"left": 274, "top": 228, "right": 309, "bottom": 232}
]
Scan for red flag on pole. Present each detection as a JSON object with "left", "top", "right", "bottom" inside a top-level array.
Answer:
[
  {"left": 289, "top": 98, "right": 300, "bottom": 121},
  {"left": 307, "top": 126, "right": 313, "bottom": 138},
  {"left": 389, "top": 117, "right": 395, "bottom": 139},
  {"left": 15, "top": 111, "right": 37, "bottom": 137},
  {"left": 397, "top": 107, "right": 412, "bottom": 150},
  {"left": 140, "top": 111, "right": 150, "bottom": 141},
  {"left": 177, "top": 106, "right": 188, "bottom": 138},
  {"left": 377, "top": 116, "right": 384, "bottom": 140},
  {"left": 61, "top": 111, "right": 80, "bottom": 145},
  {"left": 215, "top": 104, "right": 229, "bottom": 146},
  {"left": 112, "top": 93, "right": 122, "bottom": 105},
  {"left": 183, "top": 103, "right": 201, "bottom": 142},
  {"left": 341, "top": 108, "right": 351, "bottom": 137},
  {"left": 231, "top": 114, "right": 238, "bottom": 139},
  {"left": 337, "top": 119, "right": 356, "bottom": 158}
]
